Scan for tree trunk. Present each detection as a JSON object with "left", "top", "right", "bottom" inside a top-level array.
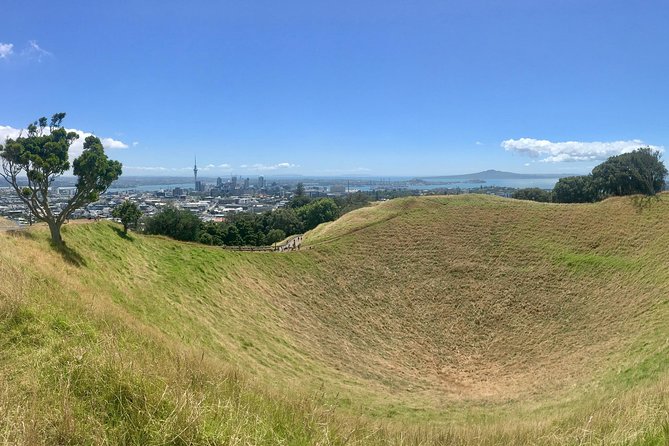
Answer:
[{"left": 48, "top": 220, "right": 63, "bottom": 246}]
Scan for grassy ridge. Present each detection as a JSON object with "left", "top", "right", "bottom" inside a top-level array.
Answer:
[{"left": 1, "top": 194, "right": 668, "bottom": 444}]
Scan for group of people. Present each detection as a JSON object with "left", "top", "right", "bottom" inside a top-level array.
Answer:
[{"left": 275, "top": 235, "right": 303, "bottom": 252}]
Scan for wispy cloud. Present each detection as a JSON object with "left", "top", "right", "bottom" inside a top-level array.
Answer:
[
  {"left": 0, "top": 124, "right": 130, "bottom": 158},
  {"left": 125, "top": 166, "right": 192, "bottom": 172},
  {"left": 502, "top": 138, "right": 663, "bottom": 163},
  {"left": 22, "top": 40, "right": 53, "bottom": 62},
  {"left": 132, "top": 141, "right": 139, "bottom": 147},
  {"left": 0, "top": 40, "right": 53, "bottom": 62},
  {"left": 475, "top": 141, "right": 484, "bottom": 146},
  {"left": 0, "top": 43, "right": 13, "bottom": 59},
  {"left": 244, "top": 162, "right": 298, "bottom": 171},
  {"left": 126, "top": 163, "right": 234, "bottom": 173},
  {"left": 318, "top": 166, "right": 372, "bottom": 174}
]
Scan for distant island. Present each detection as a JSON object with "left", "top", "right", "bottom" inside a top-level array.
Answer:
[{"left": 418, "top": 169, "right": 576, "bottom": 181}]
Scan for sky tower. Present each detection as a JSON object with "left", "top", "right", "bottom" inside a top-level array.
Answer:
[{"left": 193, "top": 156, "right": 198, "bottom": 189}]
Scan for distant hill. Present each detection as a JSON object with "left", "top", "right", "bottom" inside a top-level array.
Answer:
[{"left": 421, "top": 169, "right": 576, "bottom": 180}]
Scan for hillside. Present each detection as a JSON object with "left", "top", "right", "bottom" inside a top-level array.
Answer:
[
  {"left": 1, "top": 194, "right": 668, "bottom": 445},
  {"left": 0, "top": 217, "right": 18, "bottom": 230}
]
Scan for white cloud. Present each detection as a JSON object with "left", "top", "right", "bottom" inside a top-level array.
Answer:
[
  {"left": 502, "top": 138, "right": 664, "bottom": 163},
  {"left": 475, "top": 141, "right": 484, "bottom": 146},
  {"left": 0, "top": 124, "right": 130, "bottom": 158},
  {"left": 244, "top": 162, "right": 298, "bottom": 171},
  {"left": 22, "top": 40, "right": 52, "bottom": 62},
  {"left": 132, "top": 141, "right": 139, "bottom": 147},
  {"left": 0, "top": 43, "right": 13, "bottom": 59},
  {"left": 100, "top": 137, "right": 129, "bottom": 149}
]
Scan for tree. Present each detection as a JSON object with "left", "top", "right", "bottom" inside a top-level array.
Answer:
[
  {"left": 265, "top": 228, "right": 286, "bottom": 245},
  {"left": 199, "top": 221, "right": 225, "bottom": 246},
  {"left": 591, "top": 147, "right": 667, "bottom": 196},
  {"left": 295, "top": 182, "right": 305, "bottom": 197},
  {"left": 297, "top": 198, "right": 340, "bottom": 231},
  {"left": 143, "top": 206, "right": 200, "bottom": 242},
  {"left": 0, "top": 113, "right": 122, "bottom": 246},
  {"left": 552, "top": 175, "right": 600, "bottom": 203},
  {"left": 112, "top": 200, "right": 142, "bottom": 234},
  {"left": 289, "top": 182, "right": 311, "bottom": 208},
  {"left": 511, "top": 188, "right": 551, "bottom": 203},
  {"left": 264, "top": 208, "right": 303, "bottom": 235}
]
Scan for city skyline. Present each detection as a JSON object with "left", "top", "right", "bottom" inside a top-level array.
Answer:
[{"left": 2, "top": 1, "right": 668, "bottom": 176}]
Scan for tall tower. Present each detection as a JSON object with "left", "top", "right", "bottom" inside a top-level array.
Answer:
[{"left": 193, "top": 156, "right": 198, "bottom": 189}]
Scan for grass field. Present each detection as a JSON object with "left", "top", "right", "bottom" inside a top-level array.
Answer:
[{"left": 1, "top": 194, "right": 668, "bottom": 444}]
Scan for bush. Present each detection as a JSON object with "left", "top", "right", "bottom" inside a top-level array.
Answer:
[
  {"left": 552, "top": 175, "right": 600, "bottom": 203},
  {"left": 297, "top": 199, "right": 340, "bottom": 231},
  {"left": 511, "top": 188, "right": 551, "bottom": 202},
  {"left": 265, "top": 229, "right": 286, "bottom": 245},
  {"left": 143, "top": 207, "right": 201, "bottom": 242},
  {"left": 591, "top": 147, "right": 667, "bottom": 196}
]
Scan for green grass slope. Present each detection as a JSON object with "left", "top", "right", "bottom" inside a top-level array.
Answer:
[{"left": 1, "top": 194, "right": 668, "bottom": 445}]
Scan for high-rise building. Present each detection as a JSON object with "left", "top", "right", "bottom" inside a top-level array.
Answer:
[
  {"left": 193, "top": 156, "right": 198, "bottom": 190},
  {"left": 231, "top": 175, "right": 238, "bottom": 190},
  {"left": 216, "top": 177, "right": 223, "bottom": 187},
  {"left": 243, "top": 177, "right": 250, "bottom": 190},
  {"left": 258, "top": 175, "right": 265, "bottom": 189}
]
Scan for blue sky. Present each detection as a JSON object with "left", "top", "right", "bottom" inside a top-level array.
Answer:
[{"left": 1, "top": 0, "right": 668, "bottom": 177}]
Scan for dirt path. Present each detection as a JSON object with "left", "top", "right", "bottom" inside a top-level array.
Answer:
[{"left": 275, "top": 234, "right": 303, "bottom": 252}]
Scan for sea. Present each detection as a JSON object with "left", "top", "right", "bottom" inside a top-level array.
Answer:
[{"left": 107, "top": 177, "right": 562, "bottom": 194}]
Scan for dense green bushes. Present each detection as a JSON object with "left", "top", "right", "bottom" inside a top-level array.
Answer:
[
  {"left": 141, "top": 188, "right": 376, "bottom": 247},
  {"left": 592, "top": 147, "right": 667, "bottom": 196},
  {"left": 552, "top": 175, "right": 600, "bottom": 203},
  {"left": 511, "top": 188, "right": 551, "bottom": 202},
  {"left": 143, "top": 198, "right": 344, "bottom": 247},
  {"left": 513, "top": 148, "right": 667, "bottom": 204},
  {"left": 144, "top": 206, "right": 201, "bottom": 241}
]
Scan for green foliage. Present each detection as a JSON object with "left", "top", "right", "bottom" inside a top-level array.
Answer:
[
  {"left": 198, "top": 221, "right": 226, "bottom": 245},
  {"left": 264, "top": 208, "right": 303, "bottom": 235},
  {"left": 295, "top": 182, "right": 305, "bottom": 197},
  {"left": 297, "top": 198, "right": 340, "bottom": 231},
  {"left": 143, "top": 206, "right": 201, "bottom": 242},
  {"left": 552, "top": 175, "right": 601, "bottom": 203},
  {"left": 511, "top": 188, "right": 552, "bottom": 203},
  {"left": 0, "top": 113, "right": 122, "bottom": 245},
  {"left": 288, "top": 195, "right": 311, "bottom": 209},
  {"left": 112, "top": 200, "right": 142, "bottom": 233},
  {"left": 265, "top": 228, "right": 286, "bottom": 245},
  {"left": 552, "top": 148, "right": 668, "bottom": 203},
  {"left": 591, "top": 147, "right": 667, "bottom": 196},
  {"left": 287, "top": 182, "right": 312, "bottom": 208}
]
